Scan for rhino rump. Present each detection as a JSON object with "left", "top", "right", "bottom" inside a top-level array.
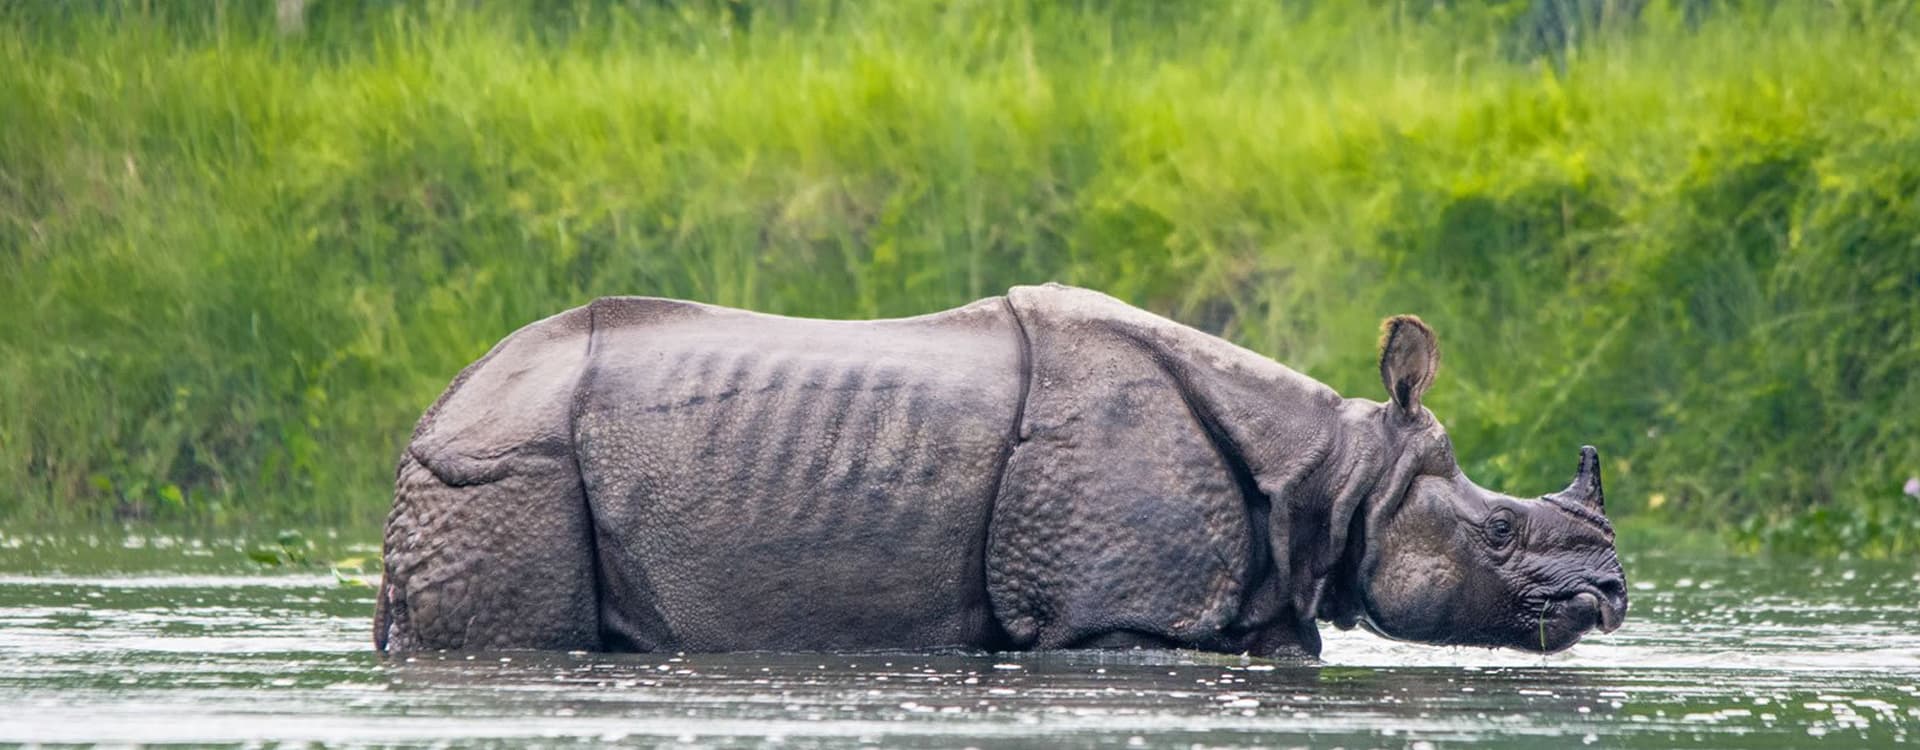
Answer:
[{"left": 378, "top": 305, "right": 602, "bottom": 652}]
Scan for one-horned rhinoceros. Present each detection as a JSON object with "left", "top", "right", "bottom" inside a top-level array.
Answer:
[{"left": 375, "top": 283, "right": 1627, "bottom": 657}]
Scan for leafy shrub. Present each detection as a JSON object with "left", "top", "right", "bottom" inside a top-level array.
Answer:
[{"left": 1, "top": 1, "right": 1915, "bottom": 555}]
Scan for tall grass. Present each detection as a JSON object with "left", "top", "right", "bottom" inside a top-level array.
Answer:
[{"left": 2, "top": 1, "right": 1916, "bottom": 552}]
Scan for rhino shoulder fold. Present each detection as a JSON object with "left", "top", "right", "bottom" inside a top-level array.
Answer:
[{"left": 991, "top": 283, "right": 1348, "bottom": 654}]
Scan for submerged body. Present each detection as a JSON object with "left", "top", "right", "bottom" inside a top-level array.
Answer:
[{"left": 377, "top": 284, "right": 1627, "bottom": 657}]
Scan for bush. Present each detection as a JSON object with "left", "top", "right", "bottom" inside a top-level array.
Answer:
[{"left": 1, "top": 1, "right": 1915, "bottom": 553}]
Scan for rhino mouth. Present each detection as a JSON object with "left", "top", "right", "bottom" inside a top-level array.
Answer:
[
  {"left": 1554, "top": 591, "right": 1618, "bottom": 630},
  {"left": 1585, "top": 589, "right": 1625, "bottom": 633},
  {"left": 1530, "top": 587, "right": 1626, "bottom": 651}
]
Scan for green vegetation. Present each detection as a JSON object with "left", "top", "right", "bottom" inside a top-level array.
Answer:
[{"left": 2, "top": 1, "right": 1916, "bottom": 554}]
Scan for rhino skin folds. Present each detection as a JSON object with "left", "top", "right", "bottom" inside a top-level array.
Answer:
[{"left": 377, "top": 283, "right": 1628, "bottom": 658}]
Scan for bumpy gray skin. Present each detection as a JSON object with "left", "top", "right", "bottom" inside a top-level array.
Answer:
[{"left": 376, "top": 284, "right": 1627, "bottom": 657}]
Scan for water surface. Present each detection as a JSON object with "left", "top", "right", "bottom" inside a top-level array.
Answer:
[{"left": 1, "top": 536, "right": 1915, "bottom": 747}]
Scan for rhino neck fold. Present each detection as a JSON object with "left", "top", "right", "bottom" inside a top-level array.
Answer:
[{"left": 1289, "top": 398, "right": 1406, "bottom": 635}]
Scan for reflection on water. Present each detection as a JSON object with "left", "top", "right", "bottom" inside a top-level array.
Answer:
[{"left": 0, "top": 540, "right": 1915, "bottom": 747}]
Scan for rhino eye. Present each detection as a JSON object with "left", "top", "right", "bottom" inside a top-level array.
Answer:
[{"left": 1486, "top": 513, "right": 1516, "bottom": 547}]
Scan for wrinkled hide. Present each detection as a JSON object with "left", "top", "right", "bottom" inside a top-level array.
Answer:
[
  {"left": 989, "top": 287, "right": 1348, "bottom": 656},
  {"left": 575, "top": 297, "right": 1022, "bottom": 652},
  {"left": 377, "top": 284, "right": 1627, "bottom": 657}
]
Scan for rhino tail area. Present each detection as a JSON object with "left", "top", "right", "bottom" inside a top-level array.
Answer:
[{"left": 376, "top": 303, "right": 605, "bottom": 653}]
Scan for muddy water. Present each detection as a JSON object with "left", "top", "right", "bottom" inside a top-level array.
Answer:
[{"left": 0, "top": 537, "right": 1915, "bottom": 747}]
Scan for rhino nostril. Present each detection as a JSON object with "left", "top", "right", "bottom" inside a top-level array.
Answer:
[{"left": 1595, "top": 577, "right": 1628, "bottom": 608}]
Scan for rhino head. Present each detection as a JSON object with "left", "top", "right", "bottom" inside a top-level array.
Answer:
[{"left": 1324, "top": 316, "right": 1628, "bottom": 653}]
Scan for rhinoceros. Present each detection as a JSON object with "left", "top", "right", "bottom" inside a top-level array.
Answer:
[{"left": 375, "top": 283, "right": 1626, "bottom": 657}]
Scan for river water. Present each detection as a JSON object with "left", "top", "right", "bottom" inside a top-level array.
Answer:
[{"left": 1, "top": 535, "right": 1915, "bottom": 747}]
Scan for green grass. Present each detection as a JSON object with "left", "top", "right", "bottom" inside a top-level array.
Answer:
[{"left": 2, "top": 1, "right": 1917, "bottom": 554}]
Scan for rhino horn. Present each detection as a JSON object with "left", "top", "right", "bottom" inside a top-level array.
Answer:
[{"left": 1551, "top": 445, "right": 1605, "bottom": 514}]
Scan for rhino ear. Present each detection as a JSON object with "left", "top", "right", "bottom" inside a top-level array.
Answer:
[{"left": 1378, "top": 315, "right": 1439, "bottom": 416}]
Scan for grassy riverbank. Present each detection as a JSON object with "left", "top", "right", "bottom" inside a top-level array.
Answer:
[{"left": 3, "top": 1, "right": 1917, "bottom": 554}]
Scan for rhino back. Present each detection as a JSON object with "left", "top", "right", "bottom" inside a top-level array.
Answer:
[{"left": 575, "top": 296, "right": 1025, "bottom": 651}]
